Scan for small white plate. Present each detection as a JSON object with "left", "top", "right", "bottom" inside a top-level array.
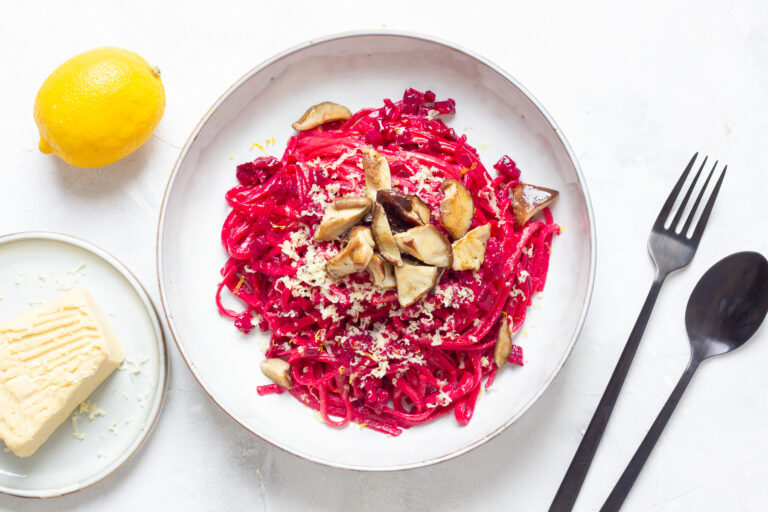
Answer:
[
  {"left": 159, "top": 31, "right": 595, "bottom": 470},
  {"left": 0, "top": 232, "right": 167, "bottom": 498}
]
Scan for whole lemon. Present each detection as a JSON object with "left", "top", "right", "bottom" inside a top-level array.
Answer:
[{"left": 34, "top": 47, "right": 165, "bottom": 168}]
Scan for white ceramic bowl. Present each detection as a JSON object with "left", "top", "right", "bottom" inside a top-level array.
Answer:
[{"left": 158, "top": 31, "right": 595, "bottom": 471}]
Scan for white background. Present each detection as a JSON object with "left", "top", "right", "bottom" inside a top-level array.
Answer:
[{"left": 1, "top": 0, "right": 767, "bottom": 510}]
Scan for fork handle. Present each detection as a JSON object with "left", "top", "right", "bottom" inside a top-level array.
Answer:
[
  {"left": 599, "top": 357, "right": 699, "bottom": 511},
  {"left": 549, "top": 274, "right": 667, "bottom": 512}
]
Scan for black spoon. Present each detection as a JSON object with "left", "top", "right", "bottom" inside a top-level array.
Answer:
[{"left": 600, "top": 251, "right": 768, "bottom": 511}]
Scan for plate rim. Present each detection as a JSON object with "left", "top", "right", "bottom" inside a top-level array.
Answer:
[
  {"left": 156, "top": 29, "right": 597, "bottom": 471},
  {"left": 0, "top": 231, "right": 169, "bottom": 499}
]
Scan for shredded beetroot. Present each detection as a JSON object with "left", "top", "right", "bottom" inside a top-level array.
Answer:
[{"left": 217, "top": 89, "right": 560, "bottom": 435}]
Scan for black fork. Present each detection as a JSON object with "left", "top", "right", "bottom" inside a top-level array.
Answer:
[{"left": 549, "top": 153, "right": 727, "bottom": 512}]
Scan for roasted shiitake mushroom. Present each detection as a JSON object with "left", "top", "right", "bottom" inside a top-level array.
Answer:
[
  {"left": 325, "top": 226, "right": 375, "bottom": 278},
  {"left": 314, "top": 196, "right": 373, "bottom": 241},
  {"left": 494, "top": 316, "right": 512, "bottom": 369},
  {"left": 367, "top": 253, "right": 397, "bottom": 289},
  {"left": 394, "top": 261, "right": 438, "bottom": 307},
  {"left": 261, "top": 358, "right": 292, "bottom": 388},
  {"left": 377, "top": 189, "right": 426, "bottom": 231},
  {"left": 363, "top": 149, "right": 392, "bottom": 201},
  {"left": 451, "top": 224, "right": 491, "bottom": 271},
  {"left": 439, "top": 179, "right": 474, "bottom": 239},
  {"left": 394, "top": 225, "right": 453, "bottom": 268},
  {"left": 370, "top": 203, "right": 402, "bottom": 266},
  {"left": 292, "top": 102, "right": 352, "bottom": 131},
  {"left": 511, "top": 183, "right": 559, "bottom": 225}
]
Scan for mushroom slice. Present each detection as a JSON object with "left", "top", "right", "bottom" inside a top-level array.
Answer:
[
  {"left": 314, "top": 196, "right": 373, "bottom": 241},
  {"left": 292, "top": 102, "right": 352, "bottom": 131},
  {"left": 394, "top": 225, "right": 453, "bottom": 268},
  {"left": 377, "top": 189, "right": 425, "bottom": 231},
  {"left": 333, "top": 196, "right": 372, "bottom": 210},
  {"left": 363, "top": 149, "right": 392, "bottom": 201},
  {"left": 511, "top": 183, "right": 559, "bottom": 225},
  {"left": 439, "top": 179, "right": 474, "bottom": 239},
  {"left": 409, "top": 195, "right": 431, "bottom": 224},
  {"left": 370, "top": 203, "right": 402, "bottom": 266},
  {"left": 325, "top": 226, "right": 375, "bottom": 278},
  {"left": 261, "top": 358, "right": 292, "bottom": 388},
  {"left": 348, "top": 225, "right": 375, "bottom": 248},
  {"left": 394, "top": 261, "right": 438, "bottom": 307},
  {"left": 367, "top": 253, "right": 396, "bottom": 289},
  {"left": 451, "top": 224, "right": 491, "bottom": 271},
  {"left": 494, "top": 316, "right": 512, "bottom": 369}
]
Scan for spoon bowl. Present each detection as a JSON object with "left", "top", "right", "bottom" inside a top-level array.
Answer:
[{"left": 686, "top": 251, "right": 768, "bottom": 359}]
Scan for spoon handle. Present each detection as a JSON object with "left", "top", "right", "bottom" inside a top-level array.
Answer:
[
  {"left": 599, "top": 357, "right": 700, "bottom": 512},
  {"left": 549, "top": 275, "right": 666, "bottom": 512}
]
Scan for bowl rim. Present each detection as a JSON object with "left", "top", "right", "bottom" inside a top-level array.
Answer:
[
  {"left": 156, "top": 29, "right": 597, "bottom": 472},
  {"left": 0, "top": 230, "right": 169, "bottom": 498}
]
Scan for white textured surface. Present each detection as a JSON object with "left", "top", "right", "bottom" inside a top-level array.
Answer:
[{"left": 1, "top": 1, "right": 767, "bottom": 510}]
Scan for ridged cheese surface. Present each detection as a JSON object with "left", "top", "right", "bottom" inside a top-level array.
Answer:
[{"left": 0, "top": 289, "right": 124, "bottom": 457}]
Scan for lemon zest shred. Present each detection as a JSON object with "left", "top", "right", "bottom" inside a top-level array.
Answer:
[{"left": 233, "top": 276, "right": 245, "bottom": 293}]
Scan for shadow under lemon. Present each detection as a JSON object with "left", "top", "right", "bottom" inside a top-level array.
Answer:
[{"left": 50, "top": 135, "right": 166, "bottom": 199}]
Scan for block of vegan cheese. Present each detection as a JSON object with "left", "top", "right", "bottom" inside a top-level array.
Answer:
[{"left": 0, "top": 289, "right": 125, "bottom": 457}]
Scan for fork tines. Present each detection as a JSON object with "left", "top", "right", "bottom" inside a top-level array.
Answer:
[{"left": 655, "top": 152, "right": 727, "bottom": 244}]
